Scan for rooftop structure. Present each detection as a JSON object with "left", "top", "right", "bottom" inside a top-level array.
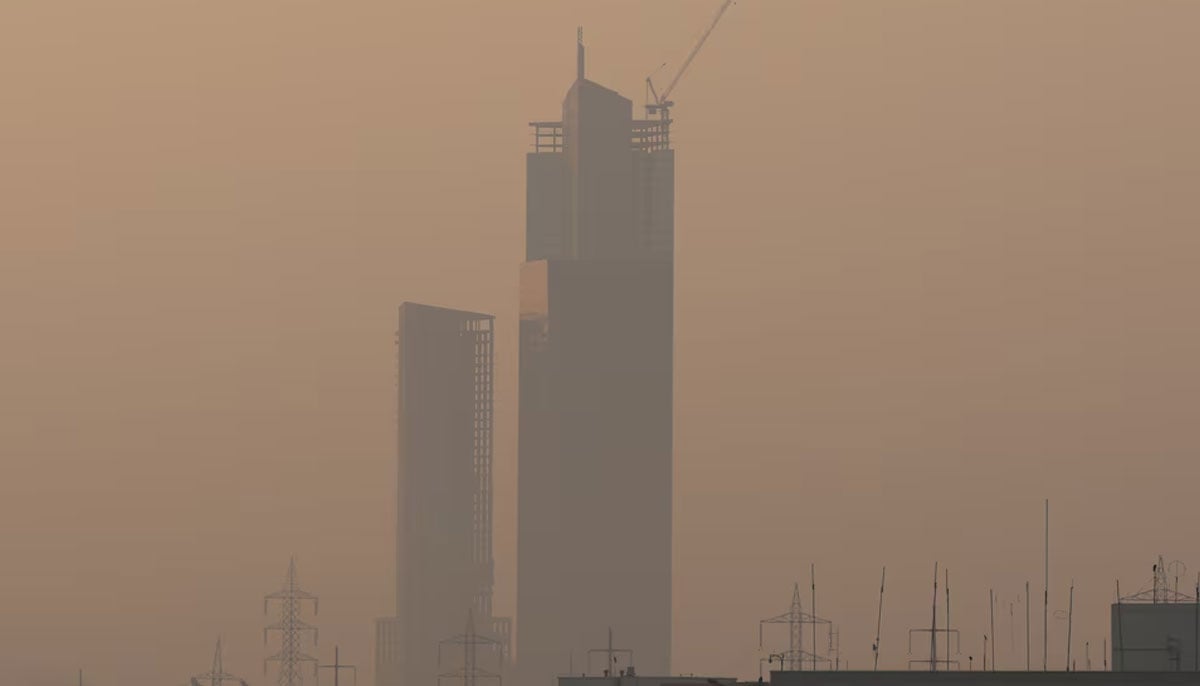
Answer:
[{"left": 1111, "top": 557, "right": 1199, "bottom": 672}]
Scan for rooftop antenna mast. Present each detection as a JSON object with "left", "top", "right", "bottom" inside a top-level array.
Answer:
[
  {"left": 811, "top": 565, "right": 818, "bottom": 672},
  {"left": 264, "top": 557, "right": 319, "bottom": 686},
  {"left": 989, "top": 589, "right": 996, "bottom": 671},
  {"left": 829, "top": 626, "right": 840, "bottom": 671},
  {"left": 320, "top": 646, "right": 357, "bottom": 686},
  {"left": 1009, "top": 599, "right": 1015, "bottom": 659},
  {"left": 192, "top": 638, "right": 250, "bottom": 686},
  {"left": 908, "top": 563, "right": 960, "bottom": 671},
  {"left": 1044, "top": 499, "right": 1049, "bottom": 672},
  {"left": 1025, "top": 581, "right": 1031, "bottom": 670},
  {"left": 872, "top": 567, "right": 886, "bottom": 671},
  {"left": 1115, "top": 580, "right": 1124, "bottom": 671},
  {"left": 586, "top": 628, "right": 633, "bottom": 677},
  {"left": 946, "top": 569, "right": 955, "bottom": 667},
  {"left": 1066, "top": 580, "right": 1075, "bottom": 671}
]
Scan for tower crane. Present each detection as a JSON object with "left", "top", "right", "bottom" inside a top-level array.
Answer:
[{"left": 645, "top": 0, "right": 736, "bottom": 120}]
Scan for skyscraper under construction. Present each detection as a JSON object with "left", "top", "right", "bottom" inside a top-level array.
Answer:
[
  {"left": 519, "top": 34, "right": 674, "bottom": 685},
  {"left": 377, "top": 303, "right": 509, "bottom": 686}
]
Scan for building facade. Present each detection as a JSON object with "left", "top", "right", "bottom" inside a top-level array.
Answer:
[
  {"left": 377, "top": 303, "right": 510, "bottom": 686},
  {"left": 519, "top": 36, "right": 675, "bottom": 686},
  {"left": 1111, "top": 601, "right": 1199, "bottom": 672}
]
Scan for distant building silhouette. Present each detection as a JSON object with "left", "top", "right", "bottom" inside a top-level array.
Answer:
[
  {"left": 376, "top": 303, "right": 510, "bottom": 686},
  {"left": 519, "top": 33, "right": 674, "bottom": 685}
]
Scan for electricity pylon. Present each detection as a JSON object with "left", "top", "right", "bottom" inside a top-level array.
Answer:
[
  {"left": 192, "top": 638, "right": 249, "bottom": 686},
  {"left": 264, "top": 557, "right": 319, "bottom": 686}
]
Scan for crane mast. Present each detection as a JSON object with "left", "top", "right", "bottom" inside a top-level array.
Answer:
[{"left": 646, "top": 0, "right": 735, "bottom": 116}]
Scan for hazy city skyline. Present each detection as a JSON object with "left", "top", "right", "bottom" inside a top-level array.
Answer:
[{"left": 3, "top": 1, "right": 1200, "bottom": 684}]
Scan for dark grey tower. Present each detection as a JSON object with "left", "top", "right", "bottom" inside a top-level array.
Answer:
[
  {"left": 519, "top": 33, "right": 674, "bottom": 685},
  {"left": 376, "top": 303, "right": 510, "bottom": 686}
]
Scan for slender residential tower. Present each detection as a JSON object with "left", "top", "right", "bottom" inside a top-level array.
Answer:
[
  {"left": 376, "top": 303, "right": 510, "bottom": 686},
  {"left": 519, "top": 33, "right": 674, "bottom": 685}
]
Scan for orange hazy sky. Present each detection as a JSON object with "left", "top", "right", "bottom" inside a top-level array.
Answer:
[{"left": 3, "top": 1, "right": 1200, "bottom": 684}]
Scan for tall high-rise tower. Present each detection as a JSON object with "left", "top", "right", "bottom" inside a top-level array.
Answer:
[
  {"left": 376, "top": 303, "right": 510, "bottom": 686},
  {"left": 519, "top": 33, "right": 674, "bottom": 685}
]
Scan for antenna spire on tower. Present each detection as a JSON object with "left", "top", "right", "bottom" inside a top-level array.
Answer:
[{"left": 577, "top": 27, "right": 585, "bottom": 81}]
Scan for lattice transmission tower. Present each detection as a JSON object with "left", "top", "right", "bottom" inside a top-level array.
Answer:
[
  {"left": 192, "top": 638, "right": 249, "bottom": 686},
  {"left": 759, "top": 581, "right": 832, "bottom": 676},
  {"left": 438, "top": 610, "right": 504, "bottom": 686},
  {"left": 264, "top": 557, "right": 320, "bottom": 686}
]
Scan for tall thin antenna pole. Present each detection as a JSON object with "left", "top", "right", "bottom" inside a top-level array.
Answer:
[
  {"left": 608, "top": 627, "right": 613, "bottom": 676},
  {"left": 1025, "top": 581, "right": 1031, "bottom": 670},
  {"left": 873, "top": 567, "right": 886, "bottom": 671},
  {"left": 320, "top": 646, "right": 358, "bottom": 686},
  {"left": 989, "top": 589, "right": 996, "bottom": 671},
  {"left": 810, "top": 564, "right": 817, "bottom": 672},
  {"left": 945, "top": 569, "right": 952, "bottom": 666},
  {"left": 576, "top": 27, "right": 585, "bottom": 81},
  {"left": 1115, "top": 580, "right": 1124, "bottom": 671},
  {"left": 1044, "top": 499, "right": 1049, "bottom": 672},
  {"left": 1066, "top": 581, "right": 1075, "bottom": 671},
  {"left": 931, "top": 563, "right": 939, "bottom": 672},
  {"left": 1010, "top": 600, "right": 1015, "bottom": 658}
]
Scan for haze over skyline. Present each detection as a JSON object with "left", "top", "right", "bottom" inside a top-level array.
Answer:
[{"left": 3, "top": 1, "right": 1200, "bottom": 684}]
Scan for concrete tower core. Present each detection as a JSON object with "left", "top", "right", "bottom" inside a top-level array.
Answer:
[
  {"left": 519, "top": 33, "right": 674, "bottom": 685},
  {"left": 376, "top": 303, "right": 509, "bottom": 686}
]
